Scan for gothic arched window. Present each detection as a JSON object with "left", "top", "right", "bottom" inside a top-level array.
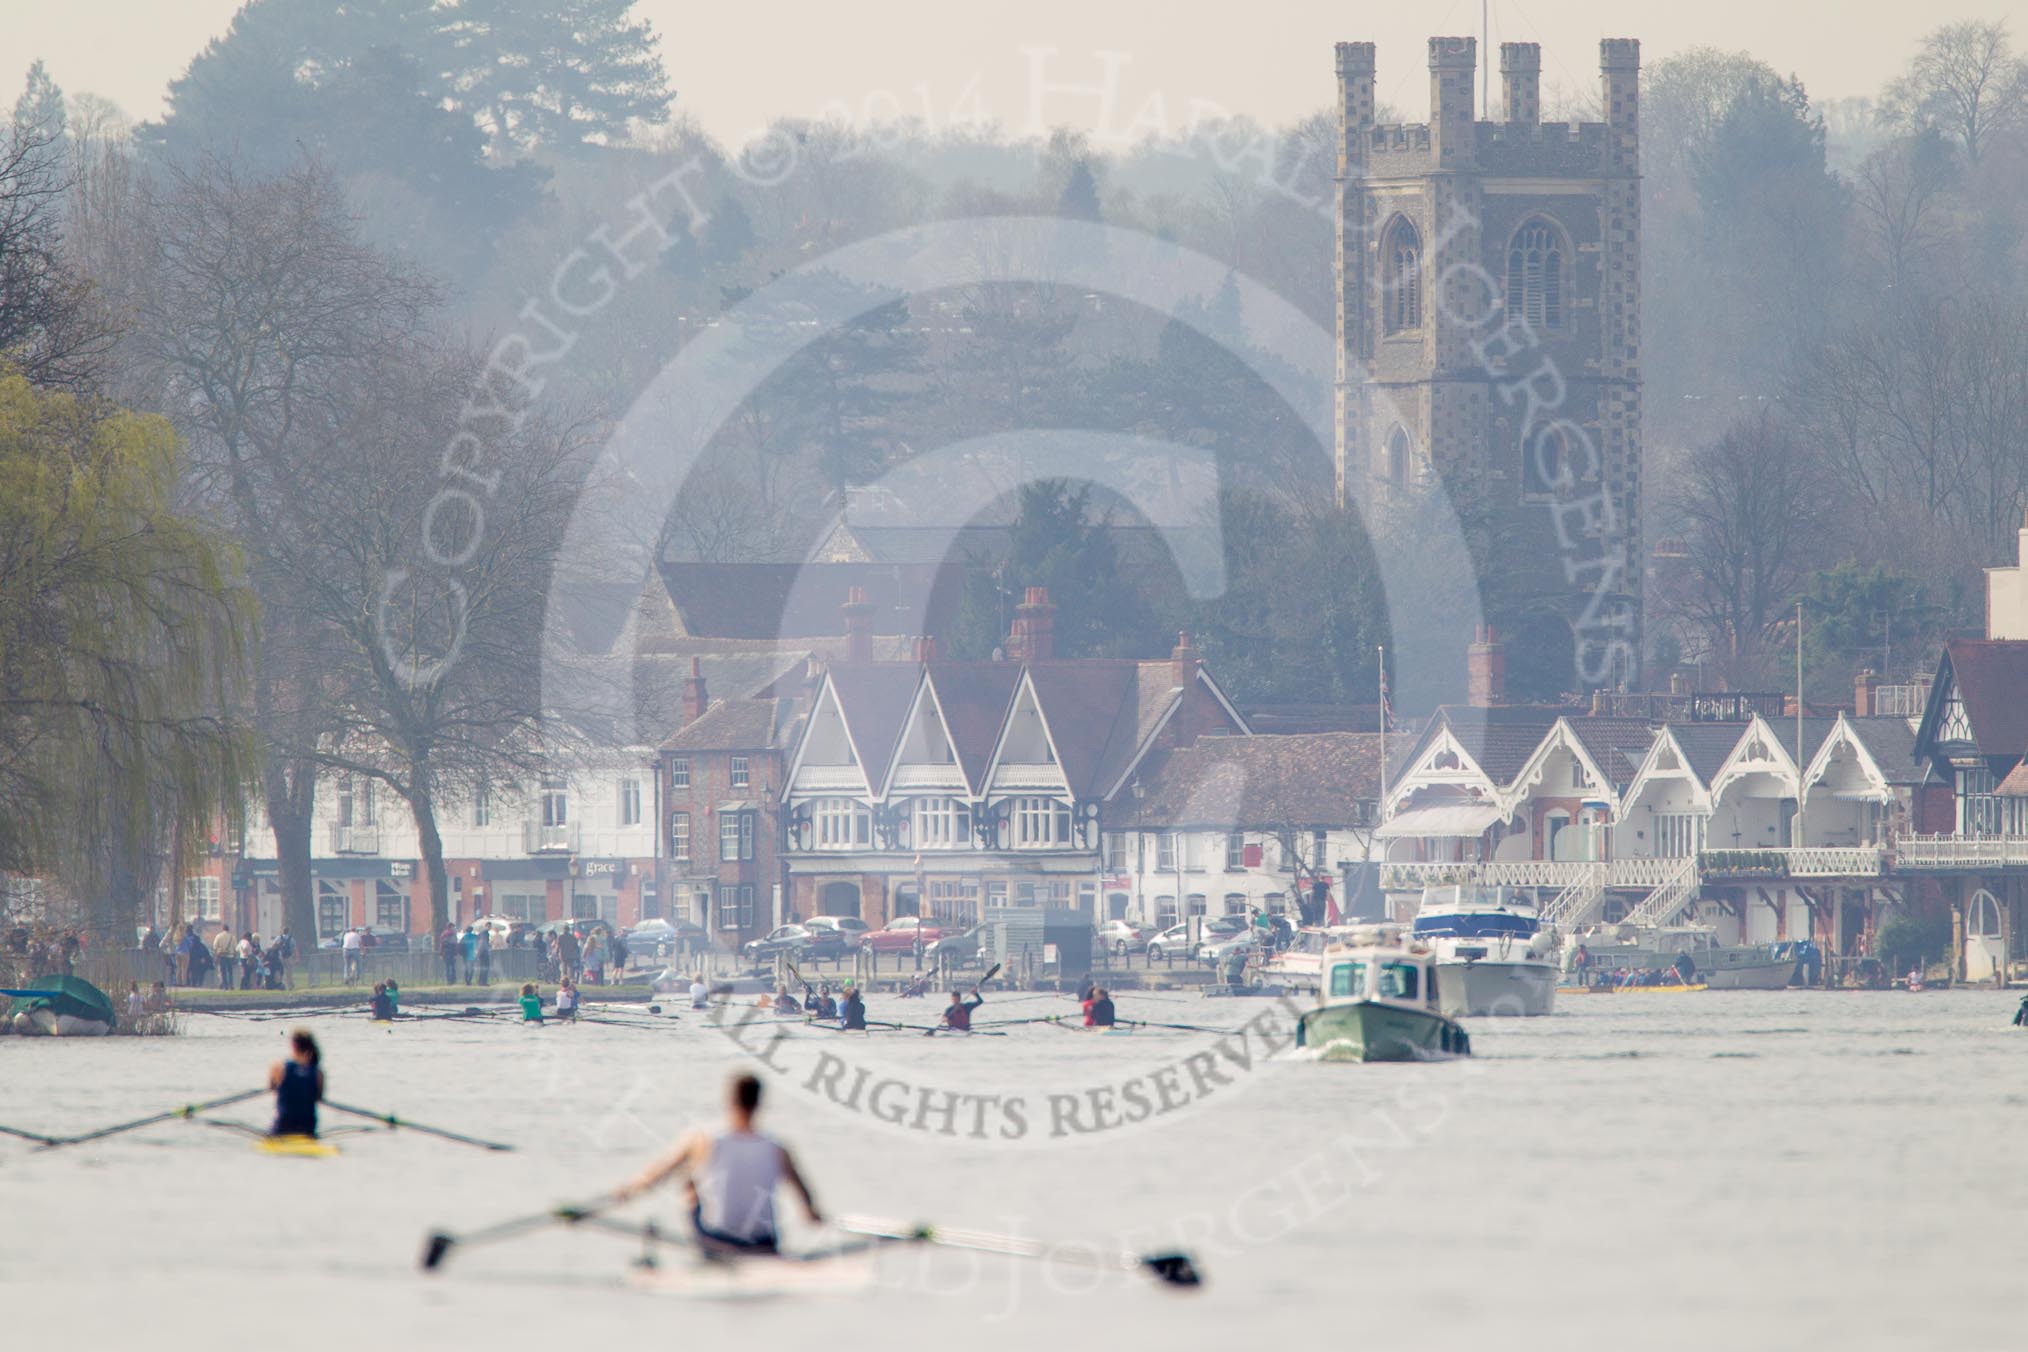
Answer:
[
  {"left": 1382, "top": 217, "right": 1422, "bottom": 333},
  {"left": 1506, "top": 218, "right": 1566, "bottom": 331},
  {"left": 1384, "top": 425, "right": 1411, "bottom": 486}
]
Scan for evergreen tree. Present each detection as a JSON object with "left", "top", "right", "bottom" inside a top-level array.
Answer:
[
  {"left": 12, "top": 60, "right": 67, "bottom": 151},
  {"left": 450, "top": 0, "right": 673, "bottom": 153},
  {"left": 1057, "top": 159, "right": 1101, "bottom": 221}
]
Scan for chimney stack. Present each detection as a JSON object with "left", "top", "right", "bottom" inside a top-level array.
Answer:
[
  {"left": 1467, "top": 624, "right": 1507, "bottom": 707},
  {"left": 683, "top": 656, "right": 709, "bottom": 725},
  {"left": 1171, "top": 630, "right": 1201, "bottom": 688},
  {"left": 841, "top": 586, "right": 875, "bottom": 664},
  {"left": 1500, "top": 42, "right": 1540, "bottom": 125},
  {"left": 1854, "top": 669, "right": 1880, "bottom": 718},
  {"left": 1007, "top": 586, "right": 1055, "bottom": 663}
]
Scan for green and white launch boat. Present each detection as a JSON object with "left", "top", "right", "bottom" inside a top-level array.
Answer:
[{"left": 1294, "top": 937, "right": 1471, "bottom": 1063}]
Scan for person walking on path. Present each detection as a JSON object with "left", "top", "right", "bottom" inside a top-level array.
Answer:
[
  {"left": 558, "top": 926, "right": 581, "bottom": 983},
  {"left": 437, "top": 924, "right": 458, "bottom": 984},
  {"left": 583, "top": 928, "right": 608, "bottom": 986},
  {"left": 459, "top": 926, "right": 479, "bottom": 986},
  {"left": 476, "top": 927, "right": 493, "bottom": 986},
  {"left": 341, "top": 926, "right": 363, "bottom": 984}
]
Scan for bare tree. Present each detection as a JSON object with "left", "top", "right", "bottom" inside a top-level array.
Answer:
[
  {"left": 265, "top": 339, "right": 591, "bottom": 931},
  {"left": 1667, "top": 411, "right": 1830, "bottom": 684},
  {"left": 137, "top": 155, "right": 436, "bottom": 943},
  {"left": 1883, "top": 20, "right": 2028, "bottom": 165}
]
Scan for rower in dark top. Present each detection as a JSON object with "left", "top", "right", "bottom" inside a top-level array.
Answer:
[
  {"left": 941, "top": 985, "right": 984, "bottom": 1032},
  {"left": 1084, "top": 987, "right": 1116, "bottom": 1028},
  {"left": 839, "top": 984, "right": 866, "bottom": 1030},
  {"left": 368, "top": 982, "right": 395, "bottom": 1020},
  {"left": 268, "top": 1030, "right": 323, "bottom": 1138}
]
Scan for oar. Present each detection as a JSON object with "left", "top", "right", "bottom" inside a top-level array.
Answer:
[
  {"left": 420, "top": 1197, "right": 618, "bottom": 1271},
  {"left": 836, "top": 1215, "right": 1202, "bottom": 1288},
  {"left": 321, "top": 1100, "right": 513, "bottom": 1152},
  {"left": 0, "top": 1123, "right": 64, "bottom": 1146},
  {"left": 36, "top": 1088, "right": 268, "bottom": 1150}
]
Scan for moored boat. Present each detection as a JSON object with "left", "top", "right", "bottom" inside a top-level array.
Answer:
[
  {"left": 1412, "top": 886, "right": 1557, "bottom": 1017},
  {"left": 1295, "top": 934, "right": 1471, "bottom": 1063},
  {"left": 1, "top": 975, "right": 117, "bottom": 1036}
]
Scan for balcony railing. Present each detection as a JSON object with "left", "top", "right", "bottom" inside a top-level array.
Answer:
[
  {"left": 1895, "top": 834, "right": 2028, "bottom": 869},
  {"left": 523, "top": 820, "right": 579, "bottom": 853},
  {"left": 328, "top": 823, "right": 379, "bottom": 855},
  {"left": 1696, "top": 847, "right": 1885, "bottom": 879},
  {"left": 1382, "top": 857, "right": 1698, "bottom": 893}
]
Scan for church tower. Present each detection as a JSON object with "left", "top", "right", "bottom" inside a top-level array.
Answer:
[{"left": 1335, "top": 37, "right": 1643, "bottom": 690}]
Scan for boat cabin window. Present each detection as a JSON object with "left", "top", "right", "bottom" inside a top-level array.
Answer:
[
  {"left": 1328, "top": 961, "right": 1366, "bottom": 998},
  {"left": 1378, "top": 962, "right": 1420, "bottom": 1000}
]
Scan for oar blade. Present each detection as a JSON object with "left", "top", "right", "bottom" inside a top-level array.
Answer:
[
  {"left": 420, "top": 1232, "right": 455, "bottom": 1271},
  {"left": 1142, "top": 1252, "right": 1203, "bottom": 1287}
]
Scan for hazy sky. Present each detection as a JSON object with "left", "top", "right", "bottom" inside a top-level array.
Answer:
[{"left": 13, "top": 0, "right": 2025, "bottom": 148}]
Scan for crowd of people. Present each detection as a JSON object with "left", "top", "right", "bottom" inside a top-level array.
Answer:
[
  {"left": 136, "top": 923, "right": 296, "bottom": 989},
  {"left": 425, "top": 921, "right": 631, "bottom": 987}
]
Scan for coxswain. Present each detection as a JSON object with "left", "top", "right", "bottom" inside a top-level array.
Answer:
[
  {"left": 612, "top": 1072, "right": 822, "bottom": 1255},
  {"left": 383, "top": 978, "right": 401, "bottom": 1015},
  {"left": 1084, "top": 986, "right": 1116, "bottom": 1028},
  {"left": 368, "top": 982, "right": 395, "bottom": 1021},
  {"left": 518, "top": 981, "right": 544, "bottom": 1023},
  {"left": 771, "top": 986, "right": 802, "bottom": 1015},
  {"left": 839, "top": 984, "right": 866, "bottom": 1030},
  {"left": 268, "top": 1030, "right": 323, "bottom": 1138},
  {"left": 940, "top": 985, "right": 984, "bottom": 1032}
]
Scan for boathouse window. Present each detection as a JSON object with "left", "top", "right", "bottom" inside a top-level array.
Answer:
[
  {"left": 1506, "top": 218, "right": 1566, "bottom": 331},
  {"left": 1382, "top": 216, "right": 1422, "bottom": 333}
]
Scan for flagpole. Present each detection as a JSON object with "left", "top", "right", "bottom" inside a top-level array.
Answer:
[{"left": 1374, "top": 646, "right": 1388, "bottom": 899}]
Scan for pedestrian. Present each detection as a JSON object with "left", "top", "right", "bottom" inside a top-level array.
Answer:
[
  {"left": 459, "top": 925, "right": 479, "bottom": 986},
  {"left": 558, "top": 926, "right": 581, "bottom": 982},
  {"left": 584, "top": 928, "right": 608, "bottom": 986},
  {"left": 610, "top": 929, "right": 629, "bottom": 975},
  {"left": 437, "top": 924, "right": 458, "bottom": 984},
  {"left": 476, "top": 926, "right": 492, "bottom": 986},
  {"left": 237, "top": 932, "right": 258, "bottom": 990},
  {"left": 341, "top": 925, "right": 363, "bottom": 984},
  {"left": 212, "top": 926, "right": 238, "bottom": 990},
  {"left": 125, "top": 982, "right": 144, "bottom": 1021},
  {"left": 276, "top": 929, "right": 297, "bottom": 989}
]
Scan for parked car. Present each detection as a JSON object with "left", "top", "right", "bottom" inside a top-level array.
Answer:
[
  {"left": 1095, "top": 919, "right": 1149, "bottom": 956},
  {"left": 860, "top": 916, "right": 944, "bottom": 953},
  {"left": 804, "top": 915, "right": 871, "bottom": 950},
  {"left": 742, "top": 924, "right": 814, "bottom": 964},
  {"left": 1145, "top": 915, "right": 1249, "bottom": 961},
  {"left": 625, "top": 917, "right": 709, "bottom": 959},
  {"left": 924, "top": 924, "right": 987, "bottom": 968}
]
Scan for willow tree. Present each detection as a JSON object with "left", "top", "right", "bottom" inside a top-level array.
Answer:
[{"left": 0, "top": 371, "right": 252, "bottom": 937}]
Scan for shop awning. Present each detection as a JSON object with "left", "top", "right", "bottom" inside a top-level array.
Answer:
[{"left": 1376, "top": 802, "right": 1503, "bottom": 839}]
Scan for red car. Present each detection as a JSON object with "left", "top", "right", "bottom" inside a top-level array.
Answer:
[{"left": 859, "top": 916, "right": 944, "bottom": 953}]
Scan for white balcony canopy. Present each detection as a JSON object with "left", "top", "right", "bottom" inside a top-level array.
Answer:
[{"left": 1377, "top": 802, "right": 1503, "bottom": 839}]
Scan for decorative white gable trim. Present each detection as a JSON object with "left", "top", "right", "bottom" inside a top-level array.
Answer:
[
  {"left": 1385, "top": 725, "right": 1500, "bottom": 817},
  {"left": 1505, "top": 718, "right": 1624, "bottom": 815},
  {"left": 1801, "top": 714, "right": 1891, "bottom": 805},
  {"left": 785, "top": 675, "right": 873, "bottom": 798},
  {"left": 1709, "top": 714, "right": 1800, "bottom": 803},
  {"left": 879, "top": 672, "right": 967, "bottom": 797},
  {"left": 1620, "top": 725, "right": 1717, "bottom": 813},
  {"left": 981, "top": 670, "right": 1071, "bottom": 797}
]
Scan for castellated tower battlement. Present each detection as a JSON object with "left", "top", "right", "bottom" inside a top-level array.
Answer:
[{"left": 1333, "top": 36, "right": 1644, "bottom": 691}]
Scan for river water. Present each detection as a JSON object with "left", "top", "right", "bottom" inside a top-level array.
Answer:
[{"left": 3, "top": 987, "right": 2022, "bottom": 1350}]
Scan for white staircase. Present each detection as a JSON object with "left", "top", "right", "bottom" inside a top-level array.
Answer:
[
  {"left": 1541, "top": 864, "right": 1607, "bottom": 929},
  {"left": 1618, "top": 857, "right": 1702, "bottom": 929}
]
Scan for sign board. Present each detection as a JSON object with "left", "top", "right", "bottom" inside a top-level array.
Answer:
[{"left": 389, "top": 861, "right": 413, "bottom": 879}]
